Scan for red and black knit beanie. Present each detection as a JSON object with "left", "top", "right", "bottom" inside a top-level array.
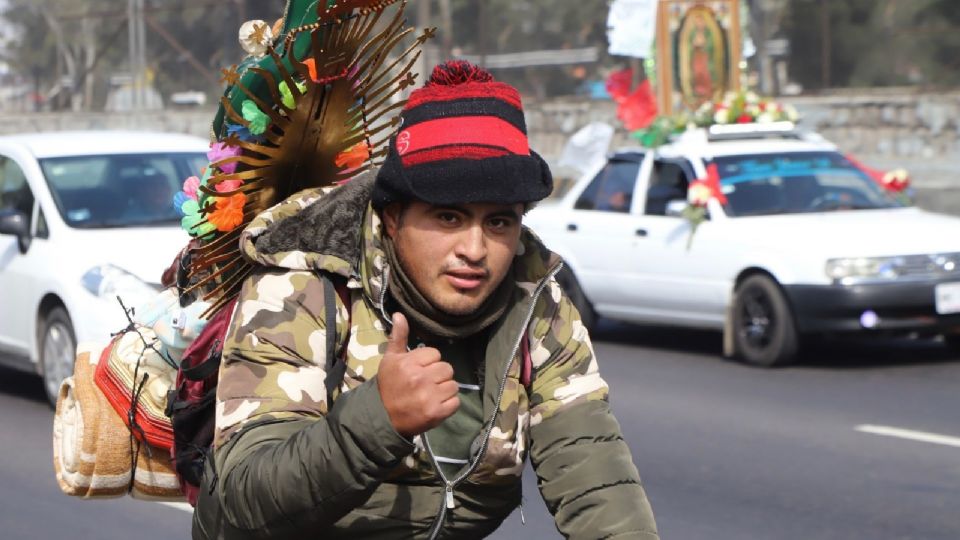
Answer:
[{"left": 371, "top": 60, "right": 552, "bottom": 209}]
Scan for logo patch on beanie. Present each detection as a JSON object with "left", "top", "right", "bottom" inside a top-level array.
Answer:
[{"left": 396, "top": 130, "right": 411, "bottom": 155}]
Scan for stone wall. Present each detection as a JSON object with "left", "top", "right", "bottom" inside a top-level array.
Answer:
[{"left": 2, "top": 90, "right": 958, "bottom": 213}]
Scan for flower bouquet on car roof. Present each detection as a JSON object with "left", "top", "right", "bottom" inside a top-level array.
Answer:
[{"left": 630, "top": 90, "right": 801, "bottom": 149}]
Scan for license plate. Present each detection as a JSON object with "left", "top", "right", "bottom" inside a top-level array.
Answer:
[{"left": 935, "top": 282, "right": 960, "bottom": 314}]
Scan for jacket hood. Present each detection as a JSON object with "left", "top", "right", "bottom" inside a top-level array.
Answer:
[{"left": 239, "top": 170, "right": 562, "bottom": 311}]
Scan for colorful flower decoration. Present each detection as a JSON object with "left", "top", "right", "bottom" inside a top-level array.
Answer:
[
  {"left": 633, "top": 90, "right": 801, "bottom": 149},
  {"left": 682, "top": 163, "right": 726, "bottom": 250},
  {"left": 693, "top": 91, "right": 798, "bottom": 127},
  {"left": 207, "top": 194, "right": 246, "bottom": 232},
  {"left": 844, "top": 153, "right": 912, "bottom": 204},
  {"left": 180, "top": 199, "right": 216, "bottom": 240},
  {"left": 238, "top": 20, "right": 273, "bottom": 58},
  {"left": 226, "top": 122, "right": 263, "bottom": 143},
  {"left": 605, "top": 68, "right": 658, "bottom": 131},
  {"left": 207, "top": 142, "right": 242, "bottom": 175},
  {"left": 882, "top": 168, "right": 910, "bottom": 193},
  {"left": 182, "top": 175, "right": 200, "bottom": 199},
  {"left": 335, "top": 141, "right": 370, "bottom": 172},
  {"left": 301, "top": 58, "right": 320, "bottom": 83},
  {"left": 241, "top": 100, "right": 269, "bottom": 135},
  {"left": 279, "top": 80, "right": 307, "bottom": 109}
]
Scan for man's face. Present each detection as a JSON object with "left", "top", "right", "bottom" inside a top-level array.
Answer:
[{"left": 383, "top": 200, "right": 524, "bottom": 316}]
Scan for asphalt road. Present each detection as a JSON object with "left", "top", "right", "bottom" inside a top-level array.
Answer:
[{"left": 2, "top": 324, "right": 958, "bottom": 539}]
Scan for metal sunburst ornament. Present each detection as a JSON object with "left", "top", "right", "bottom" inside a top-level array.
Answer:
[{"left": 176, "top": 0, "right": 433, "bottom": 314}]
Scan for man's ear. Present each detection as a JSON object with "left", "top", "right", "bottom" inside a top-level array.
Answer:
[{"left": 382, "top": 202, "right": 402, "bottom": 238}]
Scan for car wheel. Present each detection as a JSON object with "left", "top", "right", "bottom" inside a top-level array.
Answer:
[
  {"left": 556, "top": 265, "right": 597, "bottom": 332},
  {"left": 732, "top": 275, "right": 799, "bottom": 367},
  {"left": 40, "top": 307, "right": 76, "bottom": 408}
]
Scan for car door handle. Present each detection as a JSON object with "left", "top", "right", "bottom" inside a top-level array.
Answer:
[
  {"left": 635, "top": 228, "right": 648, "bottom": 237},
  {"left": 567, "top": 223, "right": 578, "bottom": 232}
]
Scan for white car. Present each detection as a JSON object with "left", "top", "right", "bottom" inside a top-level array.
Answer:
[
  {"left": 0, "top": 131, "right": 207, "bottom": 404},
  {"left": 526, "top": 123, "right": 960, "bottom": 366}
]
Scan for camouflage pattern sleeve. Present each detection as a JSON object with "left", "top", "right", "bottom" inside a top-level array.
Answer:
[
  {"left": 214, "top": 268, "right": 348, "bottom": 447},
  {"left": 207, "top": 269, "right": 416, "bottom": 535},
  {"left": 527, "top": 278, "right": 659, "bottom": 540}
]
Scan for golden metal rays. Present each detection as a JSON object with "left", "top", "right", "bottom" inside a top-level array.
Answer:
[{"left": 188, "top": 0, "right": 432, "bottom": 314}]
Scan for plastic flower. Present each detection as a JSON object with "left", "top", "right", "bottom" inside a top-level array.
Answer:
[
  {"left": 279, "top": 80, "right": 307, "bottom": 109},
  {"left": 238, "top": 20, "right": 273, "bottom": 58},
  {"left": 180, "top": 199, "right": 216, "bottom": 239},
  {"left": 172, "top": 191, "right": 191, "bottom": 216},
  {"left": 182, "top": 175, "right": 200, "bottom": 200},
  {"left": 301, "top": 58, "right": 320, "bottom": 83},
  {"left": 226, "top": 123, "right": 263, "bottom": 143},
  {"left": 714, "top": 107, "right": 730, "bottom": 124},
  {"left": 882, "top": 169, "right": 910, "bottom": 192},
  {"left": 757, "top": 112, "right": 775, "bottom": 124},
  {"left": 335, "top": 142, "right": 370, "bottom": 171},
  {"left": 784, "top": 105, "right": 800, "bottom": 122},
  {"left": 687, "top": 181, "right": 713, "bottom": 206},
  {"left": 241, "top": 100, "right": 269, "bottom": 135},
  {"left": 214, "top": 179, "right": 243, "bottom": 193},
  {"left": 208, "top": 142, "right": 242, "bottom": 175},
  {"left": 207, "top": 193, "right": 246, "bottom": 232}
]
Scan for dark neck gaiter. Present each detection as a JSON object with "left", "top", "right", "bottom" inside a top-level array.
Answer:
[{"left": 383, "top": 237, "right": 512, "bottom": 339}]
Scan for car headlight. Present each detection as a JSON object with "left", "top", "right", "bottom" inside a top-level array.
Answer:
[
  {"left": 81, "top": 264, "right": 157, "bottom": 307},
  {"left": 826, "top": 253, "right": 960, "bottom": 282},
  {"left": 825, "top": 257, "right": 902, "bottom": 281}
]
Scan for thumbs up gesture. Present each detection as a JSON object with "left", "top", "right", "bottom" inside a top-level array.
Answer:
[{"left": 377, "top": 313, "right": 460, "bottom": 438}]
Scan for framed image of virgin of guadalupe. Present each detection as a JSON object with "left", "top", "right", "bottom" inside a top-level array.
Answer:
[{"left": 655, "top": 0, "right": 741, "bottom": 115}]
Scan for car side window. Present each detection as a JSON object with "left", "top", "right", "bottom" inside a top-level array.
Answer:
[
  {"left": 0, "top": 156, "right": 35, "bottom": 218},
  {"left": 645, "top": 160, "right": 692, "bottom": 216},
  {"left": 574, "top": 160, "right": 640, "bottom": 213}
]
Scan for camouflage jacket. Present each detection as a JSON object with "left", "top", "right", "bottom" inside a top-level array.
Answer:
[{"left": 192, "top": 173, "right": 658, "bottom": 540}]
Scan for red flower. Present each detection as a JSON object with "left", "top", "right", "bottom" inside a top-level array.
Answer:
[
  {"left": 688, "top": 164, "right": 727, "bottom": 207},
  {"left": 207, "top": 193, "right": 246, "bottom": 232},
  {"left": 302, "top": 58, "right": 320, "bottom": 83},
  {"left": 605, "top": 68, "right": 634, "bottom": 101},
  {"left": 736, "top": 113, "right": 753, "bottom": 124},
  {"left": 616, "top": 79, "right": 658, "bottom": 131},
  {"left": 335, "top": 142, "right": 370, "bottom": 171}
]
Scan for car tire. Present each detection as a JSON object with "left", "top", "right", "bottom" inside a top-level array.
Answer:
[
  {"left": 39, "top": 307, "right": 76, "bottom": 408},
  {"left": 556, "top": 265, "right": 597, "bottom": 332},
  {"left": 732, "top": 274, "right": 799, "bottom": 367}
]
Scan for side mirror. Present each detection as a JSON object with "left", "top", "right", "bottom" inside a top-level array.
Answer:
[
  {"left": 0, "top": 209, "right": 31, "bottom": 254},
  {"left": 665, "top": 199, "right": 689, "bottom": 218}
]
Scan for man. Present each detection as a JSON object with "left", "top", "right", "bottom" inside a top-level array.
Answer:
[{"left": 194, "top": 62, "right": 658, "bottom": 539}]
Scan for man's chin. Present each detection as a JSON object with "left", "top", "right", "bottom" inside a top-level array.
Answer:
[{"left": 433, "top": 290, "right": 490, "bottom": 316}]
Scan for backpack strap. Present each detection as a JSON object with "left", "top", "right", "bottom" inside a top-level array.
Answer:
[
  {"left": 320, "top": 273, "right": 350, "bottom": 409},
  {"left": 520, "top": 329, "right": 532, "bottom": 390}
]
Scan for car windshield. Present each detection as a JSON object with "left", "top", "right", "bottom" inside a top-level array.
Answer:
[
  {"left": 39, "top": 152, "right": 207, "bottom": 228},
  {"left": 714, "top": 151, "right": 905, "bottom": 217}
]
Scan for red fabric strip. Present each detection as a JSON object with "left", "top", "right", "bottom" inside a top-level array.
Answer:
[
  {"left": 400, "top": 146, "right": 511, "bottom": 167},
  {"left": 396, "top": 116, "right": 529, "bottom": 158}
]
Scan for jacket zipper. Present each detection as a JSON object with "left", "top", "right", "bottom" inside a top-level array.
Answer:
[{"left": 422, "top": 261, "right": 564, "bottom": 539}]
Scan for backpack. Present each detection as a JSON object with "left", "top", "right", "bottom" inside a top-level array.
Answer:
[
  {"left": 165, "top": 272, "right": 349, "bottom": 506},
  {"left": 166, "top": 271, "right": 533, "bottom": 506}
]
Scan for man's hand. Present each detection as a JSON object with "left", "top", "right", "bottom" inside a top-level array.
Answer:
[{"left": 377, "top": 313, "right": 459, "bottom": 438}]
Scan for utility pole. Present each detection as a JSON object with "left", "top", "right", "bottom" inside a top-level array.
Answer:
[
  {"left": 127, "top": 0, "right": 147, "bottom": 110},
  {"left": 820, "top": 0, "right": 831, "bottom": 89}
]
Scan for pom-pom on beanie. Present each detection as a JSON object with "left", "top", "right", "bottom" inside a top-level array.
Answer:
[{"left": 371, "top": 60, "right": 552, "bottom": 209}]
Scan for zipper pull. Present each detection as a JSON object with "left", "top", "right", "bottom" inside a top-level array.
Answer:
[
  {"left": 519, "top": 498, "right": 526, "bottom": 525},
  {"left": 445, "top": 484, "right": 455, "bottom": 509}
]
